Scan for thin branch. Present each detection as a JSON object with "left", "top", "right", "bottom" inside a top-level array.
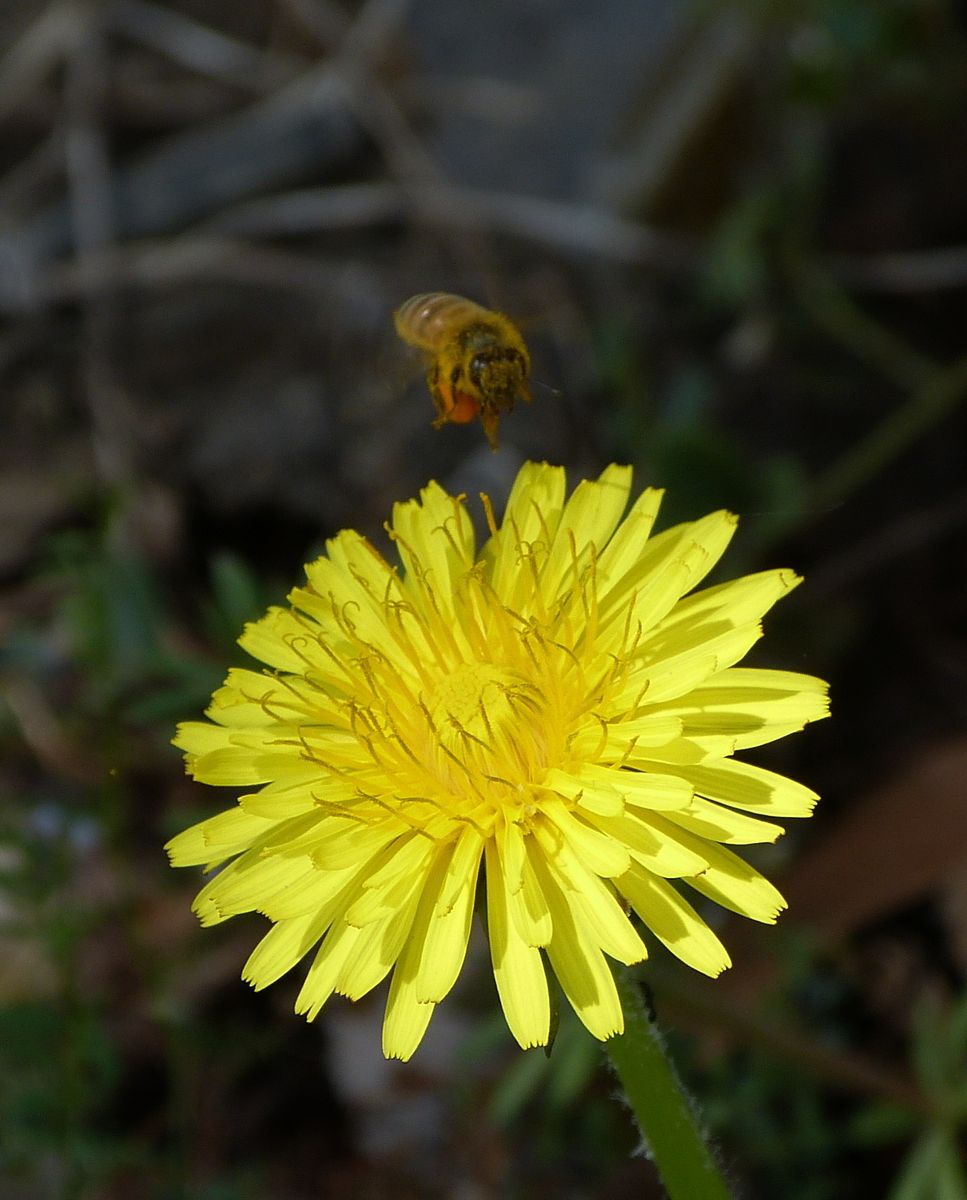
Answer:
[
  {"left": 808, "top": 490, "right": 967, "bottom": 598},
  {"left": 275, "top": 0, "right": 352, "bottom": 50},
  {"left": 651, "top": 966, "right": 932, "bottom": 1118},
  {"left": 793, "top": 264, "right": 934, "bottom": 391},
  {"left": 111, "top": 0, "right": 303, "bottom": 90},
  {"left": 811, "top": 351, "right": 967, "bottom": 512},
  {"left": 0, "top": 1, "right": 88, "bottom": 123},
  {"left": 337, "top": 74, "right": 442, "bottom": 188},
  {"left": 438, "top": 186, "right": 695, "bottom": 270},
  {"left": 41, "top": 235, "right": 383, "bottom": 314},
  {"left": 12, "top": 182, "right": 693, "bottom": 312},
  {"left": 2, "top": 676, "right": 103, "bottom": 786},
  {"left": 338, "top": 0, "right": 414, "bottom": 65},
  {"left": 0, "top": 125, "right": 63, "bottom": 218},
  {"left": 205, "top": 181, "right": 696, "bottom": 270},
  {"left": 64, "top": 15, "right": 133, "bottom": 487},
  {"left": 829, "top": 245, "right": 967, "bottom": 295},
  {"left": 204, "top": 181, "right": 400, "bottom": 231}
]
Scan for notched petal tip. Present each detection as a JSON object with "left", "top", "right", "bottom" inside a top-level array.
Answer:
[{"left": 596, "top": 1016, "right": 625, "bottom": 1042}]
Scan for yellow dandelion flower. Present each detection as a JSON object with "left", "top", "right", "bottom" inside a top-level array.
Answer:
[{"left": 167, "top": 463, "right": 828, "bottom": 1060}]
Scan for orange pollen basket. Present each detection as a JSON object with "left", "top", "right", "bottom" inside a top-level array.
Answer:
[{"left": 447, "top": 392, "right": 481, "bottom": 423}]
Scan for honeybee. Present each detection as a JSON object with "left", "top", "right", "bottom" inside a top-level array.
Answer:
[{"left": 393, "top": 292, "right": 531, "bottom": 449}]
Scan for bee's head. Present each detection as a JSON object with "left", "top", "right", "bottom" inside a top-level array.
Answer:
[{"left": 469, "top": 348, "right": 529, "bottom": 407}]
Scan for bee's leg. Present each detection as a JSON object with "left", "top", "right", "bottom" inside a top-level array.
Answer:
[
  {"left": 427, "top": 364, "right": 448, "bottom": 427},
  {"left": 480, "top": 406, "right": 500, "bottom": 451}
]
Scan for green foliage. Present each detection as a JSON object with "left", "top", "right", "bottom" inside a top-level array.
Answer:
[
  {"left": 0, "top": 1001, "right": 121, "bottom": 1175},
  {"left": 41, "top": 523, "right": 218, "bottom": 726},
  {"left": 202, "top": 551, "right": 275, "bottom": 655},
  {"left": 697, "top": 1040, "right": 847, "bottom": 1200},
  {"left": 37, "top": 515, "right": 282, "bottom": 732},
  {"left": 486, "top": 1008, "right": 602, "bottom": 1129},
  {"left": 888, "top": 994, "right": 967, "bottom": 1200},
  {"left": 594, "top": 328, "right": 812, "bottom": 550},
  {"left": 1, "top": 501, "right": 295, "bottom": 1197},
  {"left": 460, "top": 1004, "right": 631, "bottom": 1185}
]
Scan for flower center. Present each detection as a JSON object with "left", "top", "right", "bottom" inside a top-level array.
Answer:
[
  {"left": 428, "top": 663, "right": 520, "bottom": 752},
  {"left": 419, "top": 660, "right": 550, "bottom": 812}
]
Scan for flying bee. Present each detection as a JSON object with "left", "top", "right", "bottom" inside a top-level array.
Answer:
[{"left": 393, "top": 292, "right": 531, "bottom": 450}]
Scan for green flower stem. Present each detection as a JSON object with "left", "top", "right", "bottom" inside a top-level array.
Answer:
[{"left": 607, "top": 966, "right": 733, "bottom": 1200}]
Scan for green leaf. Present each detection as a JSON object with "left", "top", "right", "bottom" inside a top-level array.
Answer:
[
  {"left": 848, "top": 1101, "right": 918, "bottom": 1147},
  {"left": 488, "top": 1046, "right": 550, "bottom": 1127},
  {"left": 891, "top": 1130, "right": 965, "bottom": 1200}
]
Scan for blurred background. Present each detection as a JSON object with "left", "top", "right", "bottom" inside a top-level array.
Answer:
[{"left": 2, "top": 0, "right": 967, "bottom": 1196}]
